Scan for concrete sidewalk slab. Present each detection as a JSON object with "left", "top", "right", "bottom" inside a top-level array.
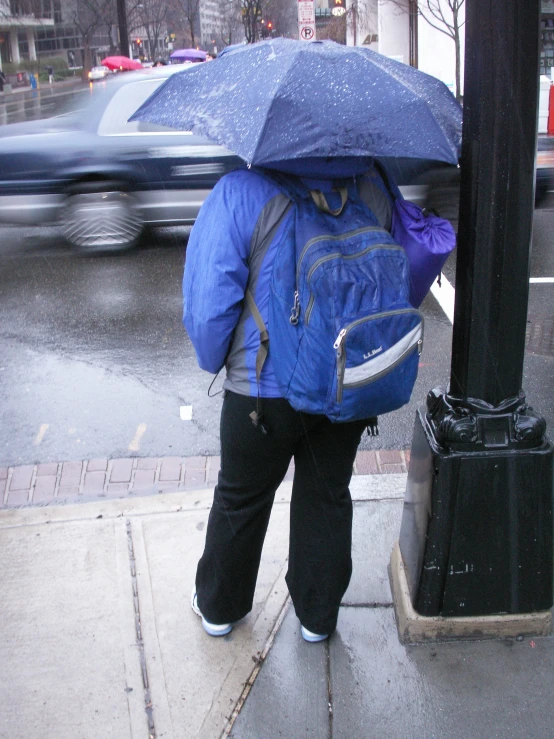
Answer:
[
  {"left": 331, "top": 606, "right": 554, "bottom": 738},
  {"left": 229, "top": 606, "right": 329, "bottom": 739},
  {"left": 0, "top": 488, "right": 291, "bottom": 739},
  {"left": 0, "top": 514, "right": 145, "bottom": 738},
  {"left": 230, "top": 493, "right": 404, "bottom": 739},
  {"left": 345, "top": 498, "right": 403, "bottom": 605},
  {"left": 131, "top": 504, "right": 290, "bottom": 738}
]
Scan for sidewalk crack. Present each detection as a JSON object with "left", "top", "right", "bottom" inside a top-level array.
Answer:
[
  {"left": 126, "top": 519, "right": 157, "bottom": 738},
  {"left": 326, "top": 639, "right": 333, "bottom": 739}
]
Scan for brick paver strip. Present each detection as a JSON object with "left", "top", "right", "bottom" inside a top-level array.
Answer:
[
  {"left": 57, "top": 487, "right": 80, "bottom": 496},
  {"left": 6, "top": 489, "right": 29, "bottom": 506},
  {"left": 87, "top": 458, "right": 108, "bottom": 472},
  {"left": 184, "top": 457, "right": 206, "bottom": 487},
  {"left": 106, "top": 482, "right": 130, "bottom": 495},
  {"left": 159, "top": 457, "right": 182, "bottom": 482},
  {"left": 378, "top": 450, "right": 404, "bottom": 466},
  {"left": 60, "top": 461, "right": 83, "bottom": 488},
  {"left": 110, "top": 459, "right": 133, "bottom": 483},
  {"left": 355, "top": 450, "right": 379, "bottom": 475},
  {"left": 36, "top": 463, "right": 58, "bottom": 477},
  {"left": 33, "top": 476, "right": 57, "bottom": 501},
  {"left": 133, "top": 469, "right": 156, "bottom": 488},
  {"left": 83, "top": 471, "right": 106, "bottom": 491},
  {"left": 9, "top": 465, "right": 34, "bottom": 491},
  {"left": 205, "top": 456, "right": 220, "bottom": 485},
  {"left": 136, "top": 457, "right": 159, "bottom": 471},
  {"left": 0, "top": 450, "right": 413, "bottom": 508}
]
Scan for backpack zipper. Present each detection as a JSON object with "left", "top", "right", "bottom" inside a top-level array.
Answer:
[
  {"left": 335, "top": 309, "right": 424, "bottom": 403},
  {"left": 303, "top": 244, "right": 405, "bottom": 325},
  {"left": 290, "top": 226, "right": 388, "bottom": 325}
]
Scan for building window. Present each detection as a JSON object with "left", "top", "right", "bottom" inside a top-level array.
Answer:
[
  {"left": 541, "top": 14, "right": 554, "bottom": 77},
  {"left": 18, "top": 31, "right": 29, "bottom": 56}
]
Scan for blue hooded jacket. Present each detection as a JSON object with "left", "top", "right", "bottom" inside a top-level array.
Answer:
[{"left": 183, "top": 165, "right": 392, "bottom": 398}]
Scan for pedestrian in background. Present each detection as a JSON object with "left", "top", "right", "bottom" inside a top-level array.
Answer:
[
  {"left": 185, "top": 161, "right": 393, "bottom": 642},
  {"left": 47, "top": 66, "right": 54, "bottom": 84}
]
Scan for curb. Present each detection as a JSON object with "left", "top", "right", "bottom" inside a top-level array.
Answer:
[{"left": 0, "top": 449, "right": 410, "bottom": 508}]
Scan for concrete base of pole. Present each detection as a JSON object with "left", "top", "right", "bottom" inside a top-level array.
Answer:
[{"left": 389, "top": 541, "right": 552, "bottom": 644}]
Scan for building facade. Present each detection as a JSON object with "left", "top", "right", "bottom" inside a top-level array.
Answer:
[{"left": 0, "top": 0, "right": 55, "bottom": 66}]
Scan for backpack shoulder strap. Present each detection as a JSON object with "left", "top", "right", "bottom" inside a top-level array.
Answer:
[{"left": 244, "top": 189, "right": 293, "bottom": 429}]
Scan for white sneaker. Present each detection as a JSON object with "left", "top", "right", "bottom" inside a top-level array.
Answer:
[
  {"left": 301, "top": 625, "right": 329, "bottom": 643},
  {"left": 191, "top": 588, "right": 232, "bottom": 637}
]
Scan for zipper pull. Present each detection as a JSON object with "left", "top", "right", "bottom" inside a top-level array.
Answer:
[
  {"left": 333, "top": 328, "right": 347, "bottom": 353},
  {"left": 289, "top": 291, "right": 300, "bottom": 325},
  {"left": 417, "top": 338, "right": 423, "bottom": 356}
]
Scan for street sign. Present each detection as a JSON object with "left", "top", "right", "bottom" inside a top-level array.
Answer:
[{"left": 298, "top": 0, "right": 316, "bottom": 41}]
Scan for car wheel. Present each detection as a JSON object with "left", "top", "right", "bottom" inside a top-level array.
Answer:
[{"left": 61, "top": 185, "right": 143, "bottom": 253}]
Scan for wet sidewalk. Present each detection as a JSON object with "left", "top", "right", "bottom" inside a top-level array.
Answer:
[
  {"left": 0, "top": 76, "right": 86, "bottom": 100},
  {"left": 1, "top": 468, "right": 554, "bottom": 739},
  {"left": 0, "top": 77, "right": 88, "bottom": 125}
]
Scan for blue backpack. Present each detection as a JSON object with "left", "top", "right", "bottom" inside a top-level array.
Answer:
[{"left": 247, "top": 170, "right": 423, "bottom": 424}]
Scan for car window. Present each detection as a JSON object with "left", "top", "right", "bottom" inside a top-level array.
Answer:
[{"left": 97, "top": 79, "right": 189, "bottom": 136}]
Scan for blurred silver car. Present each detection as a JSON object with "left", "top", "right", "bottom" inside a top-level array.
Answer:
[{"left": 88, "top": 65, "right": 111, "bottom": 82}]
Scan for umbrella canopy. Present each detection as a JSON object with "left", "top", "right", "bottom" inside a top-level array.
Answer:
[
  {"left": 101, "top": 56, "right": 142, "bottom": 71},
  {"left": 170, "top": 48, "right": 207, "bottom": 62},
  {"left": 130, "top": 39, "right": 462, "bottom": 169}
]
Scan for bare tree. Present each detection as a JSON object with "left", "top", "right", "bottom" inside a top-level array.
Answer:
[
  {"left": 171, "top": 0, "right": 201, "bottom": 48},
  {"left": 212, "top": 0, "right": 243, "bottom": 48},
  {"left": 384, "top": 0, "right": 465, "bottom": 99},
  {"left": 128, "top": 0, "right": 169, "bottom": 59},
  {"left": 263, "top": 0, "right": 296, "bottom": 38},
  {"left": 418, "top": 0, "right": 464, "bottom": 100},
  {"left": 71, "top": 0, "right": 115, "bottom": 79},
  {"left": 240, "top": 0, "right": 262, "bottom": 43}
]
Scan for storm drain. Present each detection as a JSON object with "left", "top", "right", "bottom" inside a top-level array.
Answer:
[{"left": 526, "top": 315, "right": 554, "bottom": 357}]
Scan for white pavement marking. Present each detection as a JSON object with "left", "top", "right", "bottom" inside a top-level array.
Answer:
[
  {"left": 180, "top": 405, "right": 193, "bottom": 421},
  {"left": 430, "top": 274, "right": 552, "bottom": 323},
  {"left": 430, "top": 273, "right": 455, "bottom": 324},
  {"left": 128, "top": 423, "right": 147, "bottom": 452},
  {"left": 33, "top": 424, "right": 49, "bottom": 446}
]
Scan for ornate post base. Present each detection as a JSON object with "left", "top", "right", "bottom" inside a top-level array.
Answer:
[{"left": 398, "top": 390, "right": 553, "bottom": 618}]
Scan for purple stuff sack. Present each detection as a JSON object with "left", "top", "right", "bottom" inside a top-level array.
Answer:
[
  {"left": 372, "top": 161, "right": 457, "bottom": 308},
  {"left": 391, "top": 198, "right": 456, "bottom": 308}
]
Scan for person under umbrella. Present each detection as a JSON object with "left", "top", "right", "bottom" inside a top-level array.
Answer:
[{"left": 132, "top": 39, "right": 462, "bottom": 642}]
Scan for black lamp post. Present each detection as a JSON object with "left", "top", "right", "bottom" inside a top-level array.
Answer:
[
  {"left": 117, "top": 0, "right": 130, "bottom": 58},
  {"left": 398, "top": 0, "right": 553, "bottom": 618}
]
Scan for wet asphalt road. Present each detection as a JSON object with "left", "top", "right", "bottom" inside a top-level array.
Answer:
[
  {"left": 0, "top": 81, "right": 90, "bottom": 126},
  {"left": 0, "top": 212, "right": 553, "bottom": 468}
]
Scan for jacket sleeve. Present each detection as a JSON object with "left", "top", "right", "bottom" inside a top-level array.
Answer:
[{"left": 183, "top": 170, "right": 278, "bottom": 374}]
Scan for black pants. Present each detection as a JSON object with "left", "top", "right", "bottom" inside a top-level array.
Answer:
[{"left": 195, "top": 391, "right": 367, "bottom": 635}]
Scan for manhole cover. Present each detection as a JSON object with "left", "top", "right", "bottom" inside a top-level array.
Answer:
[{"left": 526, "top": 315, "right": 554, "bottom": 357}]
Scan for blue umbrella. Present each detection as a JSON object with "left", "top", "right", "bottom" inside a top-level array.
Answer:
[{"left": 130, "top": 39, "right": 462, "bottom": 168}]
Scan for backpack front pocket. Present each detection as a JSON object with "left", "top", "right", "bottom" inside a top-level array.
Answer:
[{"left": 334, "top": 309, "right": 423, "bottom": 405}]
